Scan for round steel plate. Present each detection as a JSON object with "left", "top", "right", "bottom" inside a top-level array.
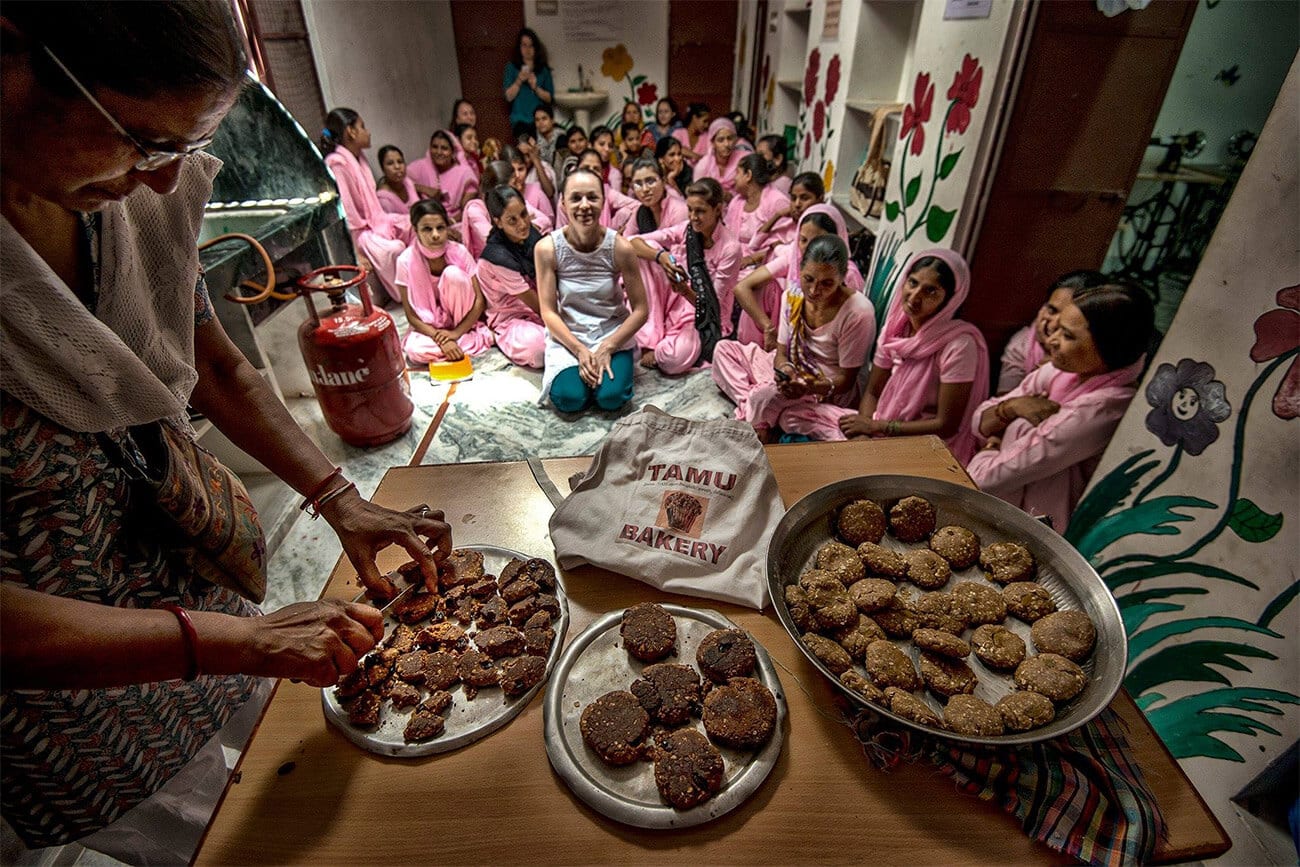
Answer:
[
  {"left": 322, "top": 545, "right": 570, "bottom": 757},
  {"left": 543, "top": 605, "right": 786, "bottom": 829},
  {"left": 766, "top": 475, "right": 1125, "bottom": 746}
]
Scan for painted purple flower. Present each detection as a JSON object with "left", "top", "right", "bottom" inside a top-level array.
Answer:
[{"left": 1145, "top": 359, "right": 1232, "bottom": 455}]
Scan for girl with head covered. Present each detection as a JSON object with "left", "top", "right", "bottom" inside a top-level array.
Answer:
[
  {"left": 404, "top": 129, "right": 478, "bottom": 223},
  {"left": 535, "top": 169, "right": 649, "bottom": 413},
  {"left": 395, "top": 199, "right": 492, "bottom": 364},
  {"left": 461, "top": 159, "right": 551, "bottom": 257},
  {"left": 375, "top": 145, "right": 418, "bottom": 216},
  {"left": 833, "top": 249, "right": 990, "bottom": 462},
  {"left": 476, "top": 185, "right": 548, "bottom": 368},
  {"left": 968, "top": 283, "right": 1154, "bottom": 530},
  {"left": 710, "top": 235, "right": 876, "bottom": 441},
  {"left": 692, "top": 117, "right": 743, "bottom": 200},
  {"left": 628, "top": 177, "right": 740, "bottom": 374},
  {"left": 320, "top": 108, "right": 413, "bottom": 302}
]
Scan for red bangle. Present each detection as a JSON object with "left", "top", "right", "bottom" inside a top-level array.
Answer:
[
  {"left": 300, "top": 467, "right": 344, "bottom": 513},
  {"left": 161, "top": 604, "right": 201, "bottom": 681}
]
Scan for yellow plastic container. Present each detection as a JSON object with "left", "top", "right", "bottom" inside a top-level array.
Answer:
[{"left": 428, "top": 356, "right": 474, "bottom": 382}]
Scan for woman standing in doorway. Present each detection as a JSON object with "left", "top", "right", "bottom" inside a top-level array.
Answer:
[{"left": 503, "top": 27, "right": 554, "bottom": 132}]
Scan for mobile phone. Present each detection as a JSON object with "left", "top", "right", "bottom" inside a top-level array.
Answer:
[{"left": 774, "top": 367, "right": 791, "bottom": 383}]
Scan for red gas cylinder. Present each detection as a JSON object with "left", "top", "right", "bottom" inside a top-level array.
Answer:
[{"left": 295, "top": 265, "right": 413, "bottom": 447}]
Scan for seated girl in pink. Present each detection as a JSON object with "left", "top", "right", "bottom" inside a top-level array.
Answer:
[
  {"left": 628, "top": 178, "right": 740, "bottom": 374},
  {"left": 756, "top": 134, "right": 793, "bottom": 197},
  {"left": 408, "top": 130, "right": 478, "bottom": 224},
  {"left": 711, "top": 234, "right": 875, "bottom": 441},
  {"left": 395, "top": 199, "right": 493, "bottom": 364},
  {"left": 693, "top": 118, "right": 743, "bottom": 200},
  {"left": 462, "top": 161, "right": 553, "bottom": 257},
  {"left": 320, "top": 108, "right": 412, "bottom": 303},
  {"left": 726, "top": 153, "right": 793, "bottom": 268},
  {"left": 834, "top": 249, "right": 990, "bottom": 463},
  {"left": 733, "top": 202, "right": 863, "bottom": 348},
  {"left": 555, "top": 149, "right": 637, "bottom": 229},
  {"left": 475, "top": 186, "right": 548, "bottom": 368},
  {"left": 590, "top": 127, "right": 623, "bottom": 195},
  {"left": 610, "top": 155, "right": 688, "bottom": 236},
  {"left": 672, "top": 102, "right": 712, "bottom": 165},
  {"left": 503, "top": 144, "right": 554, "bottom": 231},
  {"left": 455, "top": 123, "right": 483, "bottom": 180},
  {"left": 375, "top": 145, "right": 419, "bottom": 217},
  {"left": 997, "top": 269, "right": 1107, "bottom": 394},
  {"left": 968, "top": 283, "right": 1153, "bottom": 530}
]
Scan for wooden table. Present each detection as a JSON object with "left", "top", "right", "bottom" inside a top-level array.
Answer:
[{"left": 198, "top": 438, "right": 1229, "bottom": 865}]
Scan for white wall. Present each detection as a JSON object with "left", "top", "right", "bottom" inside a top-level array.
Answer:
[
  {"left": 302, "top": 0, "right": 461, "bottom": 167},
  {"left": 1150, "top": 0, "right": 1297, "bottom": 165},
  {"left": 523, "top": 0, "right": 668, "bottom": 130}
]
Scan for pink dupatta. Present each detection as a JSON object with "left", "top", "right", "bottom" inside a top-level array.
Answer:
[
  {"left": 873, "top": 247, "right": 989, "bottom": 463},
  {"left": 377, "top": 177, "right": 418, "bottom": 216},
  {"left": 784, "top": 205, "right": 865, "bottom": 292},
  {"left": 693, "top": 119, "right": 744, "bottom": 197},
  {"left": 399, "top": 239, "right": 476, "bottom": 328}
]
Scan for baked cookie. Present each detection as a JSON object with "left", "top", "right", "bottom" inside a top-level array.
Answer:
[
  {"left": 837, "top": 499, "right": 887, "bottom": 546},
  {"left": 943, "top": 695, "right": 1004, "bottom": 737},
  {"left": 913, "top": 592, "right": 970, "bottom": 635},
  {"left": 889, "top": 496, "right": 937, "bottom": 543},
  {"left": 631, "top": 663, "right": 703, "bottom": 725},
  {"left": 403, "top": 706, "right": 446, "bottom": 742},
  {"left": 996, "top": 691, "right": 1056, "bottom": 732},
  {"left": 476, "top": 625, "right": 526, "bottom": 659},
  {"left": 970, "top": 624, "right": 1027, "bottom": 670},
  {"left": 442, "top": 548, "right": 486, "bottom": 588},
  {"left": 620, "top": 603, "right": 678, "bottom": 662},
  {"left": 415, "top": 621, "right": 467, "bottom": 651},
  {"left": 346, "top": 691, "right": 382, "bottom": 728},
  {"left": 979, "top": 541, "right": 1036, "bottom": 584},
  {"left": 422, "top": 689, "right": 454, "bottom": 716},
  {"left": 799, "top": 570, "right": 858, "bottom": 631},
  {"left": 696, "top": 629, "right": 757, "bottom": 683},
  {"left": 802, "top": 633, "right": 853, "bottom": 675},
  {"left": 701, "top": 677, "right": 777, "bottom": 749},
  {"left": 384, "top": 624, "right": 417, "bottom": 654},
  {"left": 951, "top": 581, "right": 1007, "bottom": 625},
  {"left": 884, "top": 686, "right": 940, "bottom": 727},
  {"left": 387, "top": 681, "right": 422, "bottom": 710},
  {"left": 523, "top": 622, "right": 556, "bottom": 657},
  {"left": 857, "top": 542, "right": 908, "bottom": 579},
  {"left": 1003, "top": 582, "right": 1057, "bottom": 623},
  {"left": 904, "top": 549, "right": 952, "bottom": 590},
  {"left": 864, "top": 639, "right": 920, "bottom": 690},
  {"left": 919, "top": 652, "right": 977, "bottom": 697},
  {"left": 784, "top": 584, "right": 815, "bottom": 632},
  {"left": 834, "top": 614, "right": 887, "bottom": 661},
  {"left": 422, "top": 651, "right": 462, "bottom": 691},
  {"left": 500, "top": 655, "right": 547, "bottom": 697},
  {"left": 1014, "top": 654, "right": 1087, "bottom": 702},
  {"left": 912, "top": 628, "right": 970, "bottom": 659},
  {"left": 816, "top": 541, "right": 866, "bottom": 586},
  {"left": 580, "top": 691, "right": 650, "bottom": 765},
  {"left": 929, "top": 526, "right": 981, "bottom": 570},
  {"left": 848, "top": 578, "right": 898, "bottom": 613},
  {"left": 394, "top": 649, "right": 430, "bottom": 684},
  {"left": 839, "top": 669, "right": 886, "bottom": 703},
  {"left": 653, "top": 728, "right": 724, "bottom": 809},
  {"left": 395, "top": 590, "right": 439, "bottom": 625},
  {"left": 500, "top": 574, "right": 540, "bottom": 604},
  {"left": 1031, "top": 610, "right": 1097, "bottom": 662},
  {"left": 873, "top": 594, "right": 920, "bottom": 638},
  {"left": 521, "top": 558, "right": 558, "bottom": 591},
  {"left": 458, "top": 650, "right": 500, "bottom": 688}
]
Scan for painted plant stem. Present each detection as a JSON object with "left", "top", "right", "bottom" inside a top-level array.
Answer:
[
  {"left": 1134, "top": 445, "right": 1183, "bottom": 505},
  {"left": 1100, "top": 348, "right": 1299, "bottom": 572},
  {"left": 912, "top": 101, "right": 956, "bottom": 239}
]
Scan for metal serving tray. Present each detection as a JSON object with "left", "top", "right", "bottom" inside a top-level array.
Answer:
[
  {"left": 322, "top": 545, "right": 570, "bottom": 757},
  {"left": 543, "top": 605, "right": 786, "bottom": 829},
  {"left": 766, "top": 475, "right": 1126, "bottom": 746}
]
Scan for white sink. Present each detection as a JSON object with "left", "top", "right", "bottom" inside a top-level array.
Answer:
[{"left": 554, "top": 90, "right": 609, "bottom": 130}]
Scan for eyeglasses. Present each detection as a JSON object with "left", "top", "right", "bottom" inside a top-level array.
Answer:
[{"left": 41, "top": 44, "right": 214, "bottom": 172}]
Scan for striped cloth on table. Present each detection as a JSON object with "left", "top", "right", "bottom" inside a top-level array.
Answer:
[{"left": 842, "top": 706, "right": 1166, "bottom": 867}]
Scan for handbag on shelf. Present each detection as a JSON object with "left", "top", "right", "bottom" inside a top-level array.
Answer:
[
  {"left": 851, "top": 104, "right": 904, "bottom": 219},
  {"left": 100, "top": 419, "right": 268, "bottom": 603}
]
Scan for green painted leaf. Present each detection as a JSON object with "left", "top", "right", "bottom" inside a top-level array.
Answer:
[
  {"left": 884, "top": 200, "right": 900, "bottom": 221},
  {"left": 1125, "top": 641, "right": 1276, "bottom": 696},
  {"left": 1127, "top": 615, "right": 1282, "bottom": 662},
  {"left": 1066, "top": 450, "right": 1159, "bottom": 547},
  {"left": 1135, "top": 692, "right": 1165, "bottom": 712},
  {"left": 1105, "top": 561, "right": 1259, "bottom": 591},
  {"left": 1259, "top": 579, "right": 1299, "bottom": 628},
  {"left": 1227, "top": 498, "right": 1283, "bottom": 543},
  {"left": 904, "top": 174, "right": 922, "bottom": 207},
  {"left": 1072, "top": 495, "right": 1216, "bottom": 561},
  {"left": 924, "top": 205, "right": 956, "bottom": 243},
  {"left": 938, "top": 149, "right": 962, "bottom": 180},
  {"left": 1143, "top": 687, "right": 1299, "bottom": 760},
  {"left": 1121, "top": 602, "right": 1184, "bottom": 636},
  {"left": 632, "top": 74, "right": 647, "bottom": 85},
  {"left": 1117, "top": 587, "right": 1210, "bottom": 608}
]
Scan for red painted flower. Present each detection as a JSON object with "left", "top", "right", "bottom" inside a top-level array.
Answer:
[
  {"left": 945, "top": 54, "right": 984, "bottom": 135},
  {"left": 804, "top": 48, "right": 821, "bottom": 107},
  {"left": 812, "top": 100, "right": 826, "bottom": 142},
  {"left": 901, "top": 71, "right": 934, "bottom": 156},
  {"left": 803, "top": 133, "right": 812, "bottom": 159},
  {"left": 825, "top": 54, "right": 841, "bottom": 105},
  {"left": 636, "top": 81, "right": 658, "bottom": 106},
  {"left": 1249, "top": 284, "right": 1300, "bottom": 420}
]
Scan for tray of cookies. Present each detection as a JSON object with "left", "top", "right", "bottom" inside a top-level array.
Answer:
[
  {"left": 543, "top": 604, "right": 786, "bottom": 829},
  {"left": 322, "top": 545, "right": 569, "bottom": 757},
  {"left": 767, "top": 475, "right": 1125, "bottom": 746}
]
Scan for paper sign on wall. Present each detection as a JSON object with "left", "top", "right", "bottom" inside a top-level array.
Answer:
[
  {"left": 822, "top": 0, "right": 842, "bottom": 40},
  {"left": 944, "top": 0, "right": 993, "bottom": 19},
  {"left": 561, "top": 1, "right": 622, "bottom": 42}
]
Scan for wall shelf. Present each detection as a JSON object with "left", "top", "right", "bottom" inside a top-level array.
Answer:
[
  {"left": 784, "top": 2, "right": 812, "bottom": 14},
  {"left": 845, "top": 98, "right": 896, "bottom": 115},
  {"left": 833, "top": 193, "right": 880, "bottom": 234},
  {"left": 777, "top": 79, "right": 802, "bottom": 92}
]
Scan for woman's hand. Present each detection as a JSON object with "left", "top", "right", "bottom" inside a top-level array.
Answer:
[
  {"left": 742, "top": 251, "right": 766, "bottom": 268},
  {"left": 357, "top": 255, "right": 374, "bottom": 276},
  {"left": 762, "top": 323, "right": 778, "bottom": 352},
  {"left": 437, "top": 335, "right": 465, "bottom": 362},
  {"left": 838, "top": 413, "right": 883, "bottom": 438},
  {"left": 232, "top": 599, "right": 386, "bottom": 687},
  {"left": 578, "top": 345, "right": 614, "bottom": 387},
  {"left": 981, "top": 435, "right": 1003, "bottom": 451},
  {"left": 659, "top": 255, "right": 688, "bottom": 286},
  {"left": 1009, "top": 395, "right": 1061, "bottom": 426},
  {"left": 318, "top": 494, "right": 452, "bottom": 597},
  {"left": 414, "top": 182, "right": 441, "bottom": 200}
]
